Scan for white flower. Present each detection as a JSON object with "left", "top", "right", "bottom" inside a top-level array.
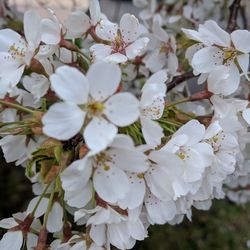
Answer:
[
  {"left": 65, "top": 0, "right": 101, "bottom": 39},
  {"left": 90, "top": 13, "right": 149, "bottom": 63},
  {"left": 26, "top": 197, "right": 63, "bottom": 233},
  {"left": 0, "top": 215, "right": 40, "bottom": 250},
  {"left": 0, "top": 10, "right": 41, "bottom": 94},
  {"left": 61, "top": 135, "right": 149, "bottom": 206},
  {"left": 211, "top": 95, "right": 248, "bottom": 133},
  {"left": 183, "top": 20, "right": 250, "bottom": 95},
  {"left": 139, "top": 70, "right": 167, "bottom": 147},
  {"left": 160, "top": 120, "right": 214, "bottom": 190},
  {"left": 144, "top": 189, "right": 177, "bottom": 224},
  {"left": 203, "top": 121, "right": 239, "bottom": 179},
  {"left": 41, "top": 9, "right": 61, "bottom": 45},
  {"left": 143, "top": 16, "right": 178, "bottom": 75},
  {"left": 22, "top": 73, "right": 50, "bottom": 103},
  {"left": 0, "top": 135, "right": 39, "bottom": 165},
  {"left": 42, "top": 62, "right": 140, "bottom": 152}
]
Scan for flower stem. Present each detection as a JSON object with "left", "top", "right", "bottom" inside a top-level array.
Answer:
[
  {"left": 43, "top": 184, "right": 56, "bottom": 227},
  {"left": 31, "top": 183, "right": 51, "bottom": 217},
  {"left": 0, "top": 100, "right": 35, "bottom": 114},
  {"left": 166, "top": 98, "right": 190, "bottom": 108}
]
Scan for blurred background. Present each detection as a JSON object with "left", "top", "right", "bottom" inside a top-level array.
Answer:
[{"left": 1, "top": 0, "right": 250, "bottom": 249}]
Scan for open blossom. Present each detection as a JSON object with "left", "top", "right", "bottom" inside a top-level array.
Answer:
[
  {"left": 61, "top": 134, "right": 148, "bottom": 207},
  {"left": 183, "top": 20, "right": 250, "bottom": 95},
  {"left": 65, "top": 0, "right": 101, "bottom": 38},
  {"left": 0, "top": 10, "right": 41, "bottom": 95},
  {"left": 160, "top": 120, "right": 214, "bottom": 192},
  {"left": 42, "top": 62, "right": 140, "bottom": 152},
  {"left": 139, "top": 70, "right": 167, "bottom": 147},
  {"left": 143, "top": 16, "right": 178, "bottom": 75},
  {"left": 90, "top": 13, "right": 149, "bottom": 63}
]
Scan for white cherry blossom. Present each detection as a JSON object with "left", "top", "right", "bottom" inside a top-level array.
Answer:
[
  {"left": 42, "top": 62, "right": 140, "bottom": 152},
  {"left": 90, "top": 13, "right": 149, "bottom": 63}
]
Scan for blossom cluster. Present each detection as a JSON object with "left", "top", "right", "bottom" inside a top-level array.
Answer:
[{"left": 0, "top": 0, "right": 250, "bottom": 249}]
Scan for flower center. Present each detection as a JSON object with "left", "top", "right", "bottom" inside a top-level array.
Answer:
[
  {"left": 87, "top": 102, "right": 105, "bottom": 116},
  {"left": 111, "top": 31, "right": 126, "bottom": 54},
  {"left": 8, "top": 41, "right": 26, "bottom": 60},
  {"left": 223, "top": 48, "right": 237, "bottom": 63}
]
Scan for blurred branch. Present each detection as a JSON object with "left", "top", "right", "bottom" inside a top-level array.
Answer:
[
  {"left": 167, "top": 71, "right": 195, "bottom": 92},
  {"left": 227, "top": 0, "right": 242, "bottom": 32},
  {"left": 240, "top": 6, "right": 248, "bottom": 29}
]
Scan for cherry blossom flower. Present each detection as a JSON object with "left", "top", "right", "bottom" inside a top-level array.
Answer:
[
  {"left": 90, "top": 13, "right": 149, "bottom": 63},
  {"left": 42, "top": 62, "right": 140, "bottom": 152},
  {"left": 0, "top": 10, "right": 41, "bottom": 94},
  {"left": 183, "top": 20, "right": 250, "bottom": 95},
  {"left": 139, "top": 70, "right": 167, "bottom": 147}
]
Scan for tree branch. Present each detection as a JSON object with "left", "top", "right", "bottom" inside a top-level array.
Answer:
[
  {"left": 227, "top": 0, "right": 242, "bottom": 32},
  {"left": 167, "top": 71, "right": 195, "bottom": 92}
]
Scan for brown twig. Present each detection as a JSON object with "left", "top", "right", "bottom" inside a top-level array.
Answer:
[
  {"left": 227, "top": 0, "right": 242, "bottom": 32},
  {"left": 167, "top": 71, "right": 195, "bottom": 92}
]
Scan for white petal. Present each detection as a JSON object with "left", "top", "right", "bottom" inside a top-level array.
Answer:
[
  {"left": 208, "top": 64, "right": 240, "bottom": 95},
  {"left": 173, "top": 119, "right": 205, "bottom": 146},
  {"left": 0, "top": 135, "right": 26, "bottom": 163},
  {"left": 145, "top": 70, "right": 168, "bottom": 85},
  {"left": 94, "top": 165, "right": 129, "bottom": 203},
  {"left": 231, "top": 30, "right": 250, "bottom": 53},
  {"left": 96, "top": 20, "right": 118, "bottom": 42},
  {"left": 109, "top": 134, "right": 135, "bottom": 149},
  {"left": 140, "top": 83, "right": 166, "bottom": 120},
  {"left": 26, "top": 197, "right": 49, "bottom": 218},
  {"left": 0, "top": 231, "right": 23, "bottom": 250},
  {"left": 0, "top": 65, "right": 25, "bottom": 91},
  {"left": 199, "top": 20, "right": 230, "bottom": 47},
  {"left": 145, "top": 191, "right": 176, "bottom": 224},
  {"left": 66, "top": 11, "right": 90, "bottom": 38},
  {"left": 0, "top": 52, "right": 23, "bottom": 74},
  {"left": 22, "top": 73, "right": 50, "bottom": 102},
  {"left": 89, "top": 0, "right": 101, "bottom": 25},
  {"left": 120, "top": 14, "right": 139, "bottom": 43},
  {"left": 105, "top": 53, "right": 128, "bottom": 63},
  {"left": 24, "top": 10, "right": 41, "bottom": 49},
  {"left": 0, "top": 218, "right": 18, "bottom": 229},
  {"left": 42, "top": 102, "right": 86, "bottom": 140},
  {"left": 125, "top": 37, "right": 149, "bottom": 60},
  {"left": 47, "top": 202, "right": 63, "bottom": 233},
  {"left": 87, "top": 62, "right": 121, "bottom": 101},
  {"left": 0, "top": 29, "right": 22, "bottom": 52},
  {"left": 152, "top": 19, "right": 169, "bottom": 42},
  {"left": 182, "top": 28, "right": 209, "bottom": 44},
  {"left": 127, "top": 219, "right": 147, "bottom": 241},
  {"left": 61, "top": 158, "right": 92, "bottom": 192},
  {"left": 185, "top": 43, "right": 204, "bottom": 64},
  {"left": 50, "top": 66, "right": 89, "bottom": 104},
  {"left": 27, "top": 233, "right": 38, "bottom": 250},
  {"left": 191, "top": 47, "right": 224, "bottom": 73},
  {"left": 237, "top": 54, "right": 250, "bottom": 80},
  {"left": 242, "top": 109, "right": 250, "bottom": 125},
  {"left": 41, "top": 16, "right": 61, "bottom": 45},
  {"left": 90, "top": 44, "right": 112, "bottom": 62},
  {"left": 104, "top": 92, "right": 139, "bottom": 127},
  {"left": 84, "top": 117, "right": 117, "bottom": 153},
  {"left": 108, "top": 147, "right": 149, "bottom": 173},
  {"left": 118, "top": 173, "right": 146, "bottom": 209},
  {"left": 90, "top": 224, "right": 106, "bottom": 246},
  {"left": 141, "top": 116, "right": 164, "bottom": 147},
  {"left": 64, "top": 181, "right": 92, "bottom": 208}
]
